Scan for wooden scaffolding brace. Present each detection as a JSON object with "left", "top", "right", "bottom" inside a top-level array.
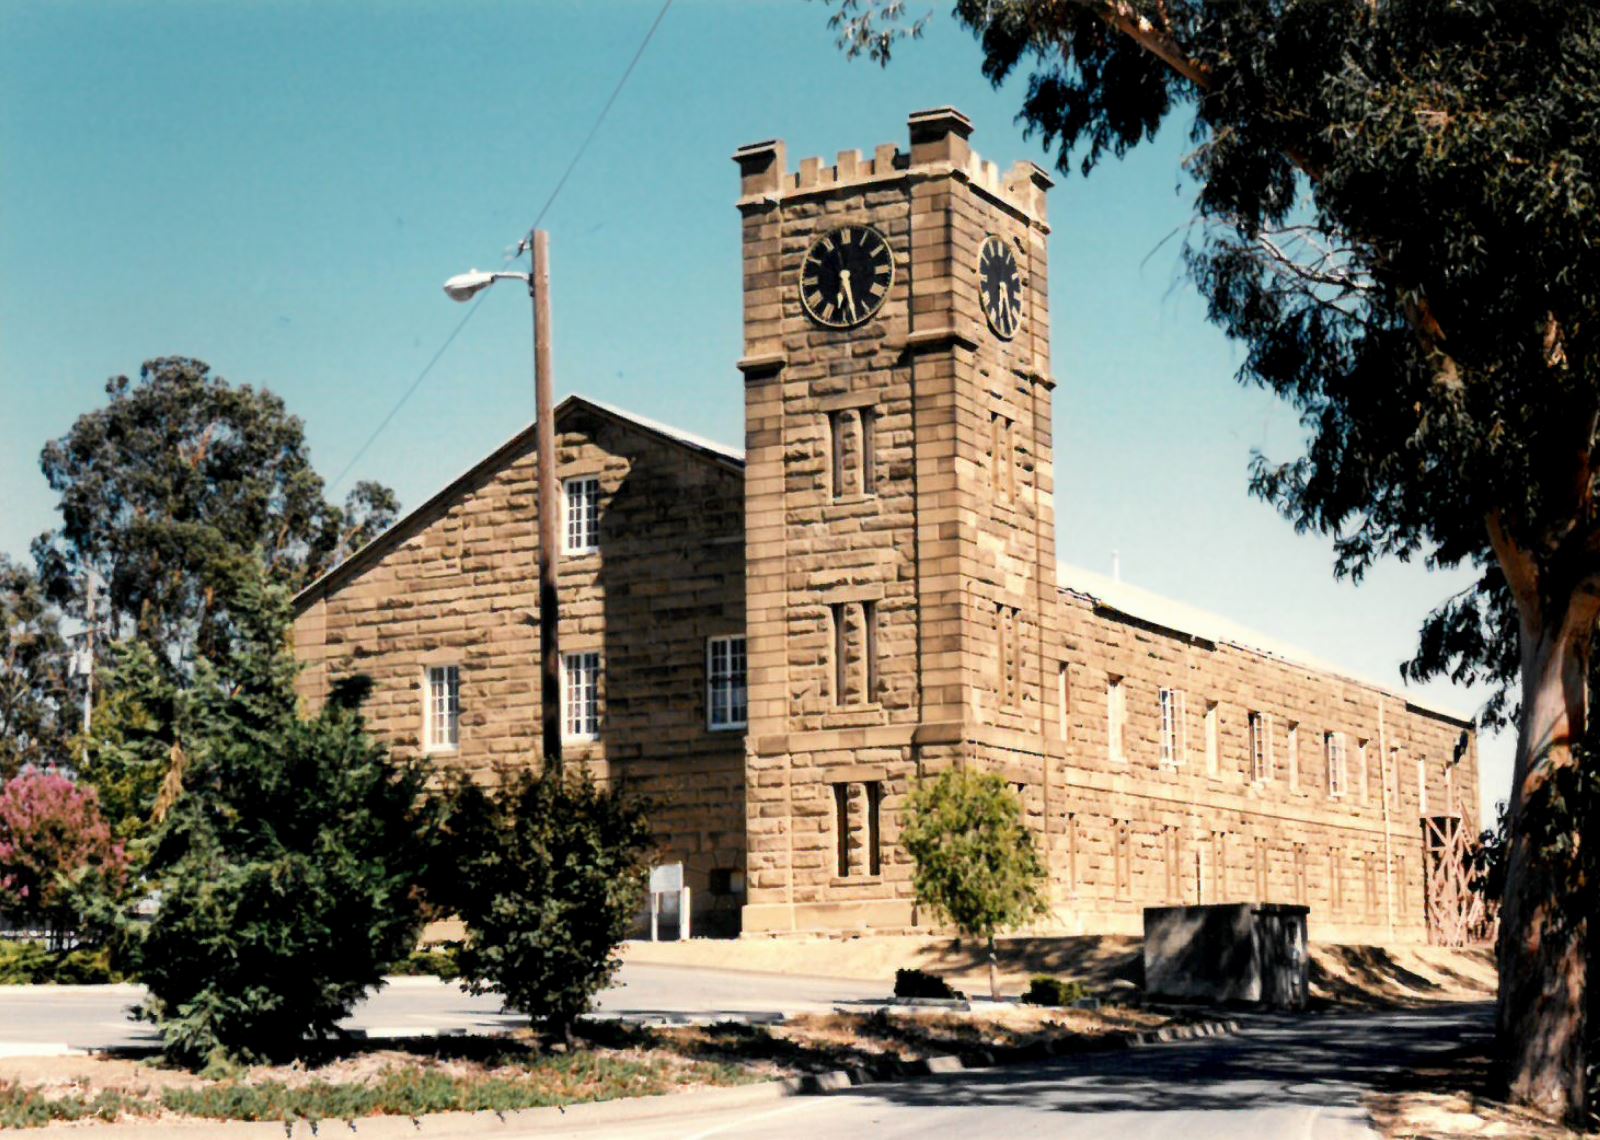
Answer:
[{"left": 1422, "top": 814, "right": 1496, "bottom": 947}]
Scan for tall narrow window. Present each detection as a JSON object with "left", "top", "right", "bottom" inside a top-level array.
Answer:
[
  {"left": 706, "top": 635, "right": 748, "bottom": 730},
  {"left": 1254, "top": 836, "right": 1269, "bottom": 900},
  {"left": 995, "top": 604, "right": 1021, "bottom": 707},
  {"left": 1204, "top": 701, "right": 1220, "bottom": 777},
  {"left": 827, "top": 408, "right": 875, "bottom": 499},
  {"left": 1387, "top": 747, "right": 1400, "bottom": 806},
  {"left": 1329, "top": 847, "right": 1343, "bottom": 914},
  {"left": 990, "top": 412, "right": 1016, "bottom": 502},
  {"left": 1397, "top": 855, "right": 1409, "bottom": 916},
  {"left": 562, "top": 476, "right": 600, "bottom": 554},
  {"left": 561, "top": 652, "right": 601, "bottom": 741},
  {"left": 838, "top": 602, "right": 851, "bottom": 707},
  {"left": 424, "top": 665, "right": 460, "bottom": 752},
  {"left": 1249, "top": 711, "right": 1272, "bottom": 783},
  {"left": 1293, "top": 843, "right": 1309, "bottom": 904},
  {"left": 862, "top": 600, "right": 878, "bottom": 703},
  {"left": 1210, "top": 831, "right": 1227, "bottom": 902},
  {"left": 1107, "top": 676, "right": 1127, "bottom": 763},
  {"left": 1357, "top": 740, "right": 1370, "bottom": 803},
  {"left": 1444, "top": 762, "right": 1455, "bottom": 814},
  {"left": 1057, "top": 664, "right": 1070, "bottom": 740},
  {"left": 1287, "top": 722, "right": 1301, "bottom": 792},
  {"left": 866, "top": 782, "right": 882, "bottom": 876},
  {"left": 1163, "top": 826, "right": 1182, "bottom": 902},
  {"left": 833, "top": 783, "right": 850, "bottom": 876},
  {"left": 1326, "top": 731, "right": 1348, "bottom": 798},
  {"left": 1065, "top": 812, "right": 1079, "bottom": 892},
  {"left": 1114, "top": 820, "right": 1132, "bottom": 899},
  {"left": 1417, "top": 757, "right": 1429, "bottom": 816},
  {"left": 860, "top": 408, "right": 877, "bottom": 495},
  {"left": 829, "top": 601, "right": 875, "bottom": 706},
  {"left": 1159, "top": 688, "right": 1187, "bottom": 766},
  {"left": 1363, "top": 853, "right": 1379, "bottom": 918}
]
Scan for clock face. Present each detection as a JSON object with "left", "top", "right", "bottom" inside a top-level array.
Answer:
[
  {"left": 978, "top": 234, "right": 1024, "bottom": 339},
  {"left": 799, "top": 225, "right": 894, "bottom": 329}
]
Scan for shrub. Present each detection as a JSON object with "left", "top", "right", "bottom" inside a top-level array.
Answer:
[
  {"left": 128, "top": 567, "right": 430, "bottom": 1067},
  {"left": 435, "top": 767, "right": 652, "bottom": 1041},
  {"left": 893, "top": 967, "right": 964, "bottom": 1000},
  {"left": 390, "top": 942, "right": 462, "bottom": 980},
  {"left": 0, "top": 942, "right": 123, "bottom": 985},
  {"left": 0, "top": 770, "right": 126, "bottom": 946},
  {"left": 900, "top": 768, "right": 1048, "bottom": 999},
  {"left": 1023, "top": 975, "right": 1090, "bottom": 1007}
]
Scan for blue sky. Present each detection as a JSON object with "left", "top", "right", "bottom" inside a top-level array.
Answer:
[{"left": 0, "top": 1, "right": 1508, "bottom": 817}]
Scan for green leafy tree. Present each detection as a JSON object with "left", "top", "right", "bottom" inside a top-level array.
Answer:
[
  {"left": 900, "top": 767, "right": 1047, "bottom": 999},
  {"left": 827, "top": 0, "right": 1600, "bottom": 1119},
  {"left": 0, "top": 556, "right": 73, "bottom": 778},
  {"left": 128, "top": 563, "right": 429, "bottom": 1068},
  {"left": 33, "top": 356, "right": 397, "bottom": 671},
  {"left": 75, "top": 642, "right": 180, "bottom": 846},
  {"left": 434, "top": 767, "right": 652, "bottom": 1043}
]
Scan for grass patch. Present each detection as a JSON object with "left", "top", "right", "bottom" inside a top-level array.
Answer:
[
  {"left": 0, "top": 1080, "right": 152, "bottom": 1129},
  {"left": 160, "top": 1053, "right": 753, "bottom": 1123}
]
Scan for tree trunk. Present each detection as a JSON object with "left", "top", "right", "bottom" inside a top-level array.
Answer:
[
  {"left": 1498, "top": 609, "right": 1593, "bottom": 1126},
  {"left": 987, "top": 934, "right": 999, "bottom": 1001}
]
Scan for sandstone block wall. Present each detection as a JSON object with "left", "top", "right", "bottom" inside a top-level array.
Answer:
[{"left": 293, "top": 398, "right": 748, "bottom": 930}]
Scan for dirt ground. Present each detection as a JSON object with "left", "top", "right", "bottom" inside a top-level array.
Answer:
[{"left": 623, "top": 934, "right": 1498, "bottom": 1008}]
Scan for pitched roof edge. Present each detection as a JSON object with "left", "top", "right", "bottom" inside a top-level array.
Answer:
[
  {"left": 293, "top": 394, "right": 744, "bottom": 614},
  {"left": 1056, "top": 562, "right": 1476, "bottom": 729}
]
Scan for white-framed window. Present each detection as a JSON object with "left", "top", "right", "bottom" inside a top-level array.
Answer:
[
  {"left": 1250, "top": 711, "right": 1273, "bottom": 783},
  {"left": 1417, "top": 757, "right": 1429, "bottom": 815},
  {"left": 562, "top": 476, "right": 600, "bottom": 554},
  {"left": 423, "top": 664, "right": 460, "bottom": 753},
  {"left": 561, "top": 651, "right": 601, "bottom": 741},
  {"left": 706, "top": 635, "right": 748, "bottom": 731},
  {"left": 1204, "top": 701, "right": 1220, "bottom": 777},
  {"left": 1107, "top": 676, "right": 1127, "bottom": 763},
  {"left": 1158, "top": 688, "right": 1187, "bottom": 766},
  {"left": 1327, "top": 731, "right": 1348, "bottom": 798}
]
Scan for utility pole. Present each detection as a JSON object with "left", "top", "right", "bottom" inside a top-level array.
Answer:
[
  {"left": 80, "top": 572, "right": 98, "bottom": 734},
  {"left": 531, "top": 231, "right": 561, "bottom": 776}
]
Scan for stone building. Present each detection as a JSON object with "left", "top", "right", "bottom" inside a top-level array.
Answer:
[{"left": 293, "top": 108, "right": 1479, "bottom": 944}]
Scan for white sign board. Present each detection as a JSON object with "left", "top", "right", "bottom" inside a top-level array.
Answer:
[{"left": 650, "top": 863, "right": 684, "bottom": 894}]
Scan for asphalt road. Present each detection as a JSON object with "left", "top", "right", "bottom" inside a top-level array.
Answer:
[
  {"left": 532, "top": 1002, "right": 1495, "bottom": 1140},
  {"left": 0, "top": 961, "right": 890, "bottom": 1054}
]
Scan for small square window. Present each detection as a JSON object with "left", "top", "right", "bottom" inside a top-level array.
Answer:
[
  {"left": 563, "top": 476, "right": 600, "bottom": 554},
  {"left": 424, "top": 665, "right": 460, "bottom": 753},
  {"left": 562, "top": 651, "right": 601, "bottom": 741},
  {"left": 707, "top": 635, "right": 748, "bottom": 730}
]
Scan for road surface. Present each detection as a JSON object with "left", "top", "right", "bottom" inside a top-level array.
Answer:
[
  {"left": 0, "top": 960, "right": 889, "bottom": 1054},
  {"left": 532, "top": 1002, "right": 1492, "bottom": 1139}
]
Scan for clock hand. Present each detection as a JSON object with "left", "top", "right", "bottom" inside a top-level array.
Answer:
[{"left": 839, "top": 269, "right": 857, "bottom": 321}]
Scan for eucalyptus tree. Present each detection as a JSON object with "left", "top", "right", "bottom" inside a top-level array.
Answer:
[
  {"left": 0, "top": 556, "right": 72, "bottom": 777},
  {"left": 34, "top": 356, "right": 397, "bottom": 671},
  {"left": 825, "top": 0, "right": 1600, "bottom": 1122}
]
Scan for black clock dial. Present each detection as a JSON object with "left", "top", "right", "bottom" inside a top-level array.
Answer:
[
  {"left": 799, "top": 225, "right": 894, "bottom": 329},
  {"left": 978, "top": 234, "right": 1024, "bottom": 339}
]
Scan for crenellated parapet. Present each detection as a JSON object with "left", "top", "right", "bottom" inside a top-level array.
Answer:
[{"left": 734, "top": 107, "right": 1052, "bottom": 229}]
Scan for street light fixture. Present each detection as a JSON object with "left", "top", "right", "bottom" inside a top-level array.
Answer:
[{"left": 443, "top": 232, "right": 561, "bottom": 773}]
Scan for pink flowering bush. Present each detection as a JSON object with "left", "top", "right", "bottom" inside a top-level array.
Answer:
[{"left": 0, "top": 770, "right": 127, "bottom": 943}]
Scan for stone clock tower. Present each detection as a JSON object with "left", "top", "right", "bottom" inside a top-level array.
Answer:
[{"left": 734, "top": 108, "right": 1060, "bottom": 934}]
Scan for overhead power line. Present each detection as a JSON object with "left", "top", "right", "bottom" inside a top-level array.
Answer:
[{"left": 328, "top": 0, "right": 675, "bottom": 495}]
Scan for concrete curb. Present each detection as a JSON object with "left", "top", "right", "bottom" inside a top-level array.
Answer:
[{"left": 779, "top": 1015, "right": 1242, "bottom": 1094}]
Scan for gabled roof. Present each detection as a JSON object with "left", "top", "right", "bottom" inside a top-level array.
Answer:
[
  {"left": 1057, "top": 562, "right": 1474, "bottom": 727},
  {"left": 294, "top": 394, "right": 743, "bottom": 612}
]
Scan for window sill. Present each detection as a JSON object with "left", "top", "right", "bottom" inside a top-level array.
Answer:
[
  {"left": 563, "top": 735, "right": 600, "bottom": 746},
  {"left": 830, "top": 876, "right": 884, "bottom": 887},
  {"left": 423, "top": 744, "right": 460, "bottom": 756},
  {"left": 562, "top": 547, "right": 599, "bottom": 559},
  {"left": 708, "top": 722, "right": 747, "bottom": 733}
]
